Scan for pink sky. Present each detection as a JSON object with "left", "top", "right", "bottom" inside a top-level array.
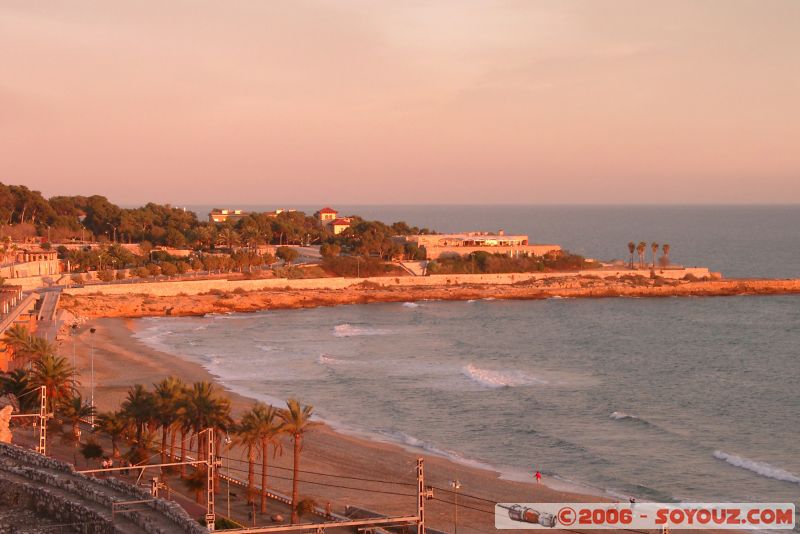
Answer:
[{"left": 1, "top": 1, "right": 798, "bottom": 205}]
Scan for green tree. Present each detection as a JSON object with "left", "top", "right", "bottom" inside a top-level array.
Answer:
[
  {"left": 59, "top": 395, "right": 95, "bottom": 443},
  {"left": 636, "top": 241, "right": 647, "bottom": 269},
  {"left": 627, "top": 241, "right": 636, "bottom": 269},
  {"left": 96, "top": 410, "right": 127, "bottom": 459},
  {"left": 181, "top": 381, "right": 232, "bottom": 465},
  {"left": 651, "top": 242, "right": 659, "bottom": 269},
  {"left": 233, "top": 412, "right": 260, "bottom": 505},
  {"left": 320, "top": 243, "right": 341, "bottom": 258},
  {"left": 30, "top": 353, "right": 75, "bottom": 415},
  {"left": 120, "top": 384, "right": 156, "bottom": 451},
  {"left": 276, "top": 247, "right": 299, "bottom": 265},
  {"left": 279, "top": 399, "right": 315, "bottom": 524},
  {"left": 250, "top": 403, "right": 284, "bottom": 513},
  {"left": 80, "top": 438, "right": 104, "bottom": 467},
  {"left": 153, "top": 376, "right": 185, "bottom": 464},
  {"left": 0, "top": 369, "right": 36, "bottom": 412}
]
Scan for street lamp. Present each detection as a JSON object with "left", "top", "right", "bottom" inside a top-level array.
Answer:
[
  {"left": 224, "top": 433, "right": 232, "bottom": 518},
  {"left": 71, "top": 324, "right": 78, "bottom": 386},
  {"left": 89, "top": 327, "right": 96, "bottom": 427},
  {"left": 451, "top": 479, "right": 462, "bottom": 534}
]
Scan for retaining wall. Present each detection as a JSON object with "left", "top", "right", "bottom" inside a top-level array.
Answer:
[{"left": 63, "top": 268, "right": 714, "bottom": 298}]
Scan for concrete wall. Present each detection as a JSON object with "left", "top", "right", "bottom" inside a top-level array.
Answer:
[
  {"left": 63, "top": 267, "right": 713, "bottom": 297},
  {"left": 0, "top": 258, "right": 60, "bottom": 279},
  {"left": 427, "top": 244, "right": 561, "bottom": 260}
]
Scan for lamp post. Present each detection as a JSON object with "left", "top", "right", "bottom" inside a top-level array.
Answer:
[
  {"left": 224, "top": 433, "right": 232, "bottom": 518},
  {"left": 71, "top": 324, "right": 78, "bottom": 386},
  {"left": 89, "top": 327, "right": 96, "bottom": 427},
  {"left": 451, "top": 479, "right": 462, "bottom": 534}
]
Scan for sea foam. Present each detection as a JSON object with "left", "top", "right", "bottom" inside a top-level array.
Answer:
[
  {"left": 462, "top": 363, "right": 546, "bottom": 388},
  {"left": 317, "top": 353, "right": 346, "bottom": 366},
  {"left": 713, "top": 451, "right": 800, "bottom": 484},
  {"left": 402, "top": 302, "right": 420, "bottom": 308},
  {"left": 333, "top": 323, "right": 389, "bottom": 337}
]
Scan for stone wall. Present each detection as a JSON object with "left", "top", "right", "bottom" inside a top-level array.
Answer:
[
  {"left": 63, "top": 267, "right": 714, "bottom": 298},
  {"left": 0, "top": 442, "right": 207, "bottom": 533}
]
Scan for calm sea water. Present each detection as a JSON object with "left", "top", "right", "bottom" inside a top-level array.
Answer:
[{"left": 139, "top": 206, "right": 799, "bottom": 510}]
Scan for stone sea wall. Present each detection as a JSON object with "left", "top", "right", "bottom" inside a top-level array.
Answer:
[{"left": 64, "top": 267, "right": 713, "bottom": 297}]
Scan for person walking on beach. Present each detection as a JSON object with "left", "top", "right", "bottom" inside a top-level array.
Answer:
[{"left": 535, "top": 470, "right": 542, "bottom": 483}]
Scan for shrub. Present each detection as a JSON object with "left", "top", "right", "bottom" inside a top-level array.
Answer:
[
  {"left": 97, "top": 270, "right": 115, "bottom": 283},
  {"left": 135, "top": 266, "right": 151, "bottom": 278},
  {"left": 276, "top": 246, "right": 299, "bottom": 264},
  {"left": 320, "top": 243, "right": 341, "bottom": 258},
  {"left": 160, "top": 262, "right": 178, "bottom": 276},
  {"left": 115, "top": 270, "right": 127, "bottom": 280}
]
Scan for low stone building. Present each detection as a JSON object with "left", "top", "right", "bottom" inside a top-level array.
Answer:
[
  {"left": 0, "top": 246, "right": 61, "bottom": 278},
  {"left": 399, "top": 231, "right": 561, "bottom": 260}
]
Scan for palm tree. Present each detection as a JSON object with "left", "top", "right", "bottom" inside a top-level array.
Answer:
[
  {"left": 30, "top": 353, "right": 75, "bottom": 415},
  {"left": 182, "top": 381, "right": 232, "bottom": 464},
  {"left": 662, "top": 243, "right": 670, "bottom": 266},
  {"left": 233, "top": 412, "right": 260, "bottom": 505},
  {"left": 279, "top": 399, "right": 315, "bottom": 524},
  {"left": 153, "top": 376, "right": 185, "bottom": 464},
  {"left": 184, "top": 468, "right": 207, "bottom": 503},
  {"left": 627, "top": 241, "right": 636, "bottom": 269},
  {"left": 651, "top": 242, "right": 659, "bottom": 269},
  {"left": 218, "top": 227, "right": 240, "bottom": 251},
  {"left": 27, "top": 337, "right": 56, "bottom": 361},
  {"left": 3, "top": 324, "right": 33, "bottom": 362},
  {"left": 0, "top": 368, "right": 36, "bottom": 412},
  {"left": 120, "top": 384, "right": 156, "bottom": 452},
  {"left": 636, "top": 241, "right": 647, "bottom": 269},
  {"left": 60, "top": 395, "right": 95, "bottom": 442},
  {"left": 250, "top": 403, "right": 284, "bottom": 513},
  {"left": 96, "top": 410, "right": 127, "bottom": 459}
]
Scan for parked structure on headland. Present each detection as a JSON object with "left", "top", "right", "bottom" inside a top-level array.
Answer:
[{"left": 399, "top": 231, "right": 561, "bottom": 260}]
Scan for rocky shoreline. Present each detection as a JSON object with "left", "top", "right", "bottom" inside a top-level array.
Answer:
[{"left": 59, "top": 276, "right": 800, "bottom": 318}]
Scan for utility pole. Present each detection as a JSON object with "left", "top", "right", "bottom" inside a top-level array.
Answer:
[
  {"left": 71, "top": 324, "right": 78, "bottom": 386},
  {"left": 450, "top": 479, "right": 462, "bottom": 534},
  {"left": 417, "top": 458, "right": 434, "bottom": 534},
  {"left": 89, "top": 327, "right": 96, "bottom": 427},
  {"left": 206, "top": 428, "right": 217, "bottom": 531},
  {"left": 38, "top": 386, "right": 47, "bottom": 455}
]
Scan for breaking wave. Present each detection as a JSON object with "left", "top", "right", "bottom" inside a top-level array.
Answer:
[
  {"left": 333, "top": 323, "right": 389, "bottom": 337},
  {"left": 462, "top": 364, "right": 546, "bottom": 388},
  {"left": 402, "top": 302, "right": 420, "bottom": 308},
  {"left": 317, "top": 353, "right": 346, "bottom": 366},
  {"left": 610, "top": 411, "right": 639, "bottom": 421},
  {"left": 713, "top": 451, "right": 800, "bottom": 484}
]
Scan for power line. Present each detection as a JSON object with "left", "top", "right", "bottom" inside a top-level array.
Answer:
[
  {"left": 216, "top": 452, "right": 417, "bottom": 486},
  {"left": 216, "top": 462, "right": 417, "bottom": 498},
  {"left": 432, "top": 485, "right": 497, "bottom": 505}
]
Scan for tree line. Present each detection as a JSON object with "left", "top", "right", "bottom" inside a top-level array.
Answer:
[{"left": 0, "top": 182, "right": 435, "bottom": 261}]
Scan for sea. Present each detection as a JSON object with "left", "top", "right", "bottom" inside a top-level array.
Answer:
[{"left": 134, "top": 206, "right": 799, "bottom": 511}]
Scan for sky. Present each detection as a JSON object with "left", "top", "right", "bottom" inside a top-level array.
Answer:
[{"left": 1, "top": 1, "right": 798, "bottom": 205}]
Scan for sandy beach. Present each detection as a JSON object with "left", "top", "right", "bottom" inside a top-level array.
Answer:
[{"left": 63, "top": 317, "right": 611, "bottom": 533}]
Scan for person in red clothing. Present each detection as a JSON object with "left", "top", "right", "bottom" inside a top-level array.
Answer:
[{"left": 535, "top": 470, "right": 542, "bottom": 483}]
